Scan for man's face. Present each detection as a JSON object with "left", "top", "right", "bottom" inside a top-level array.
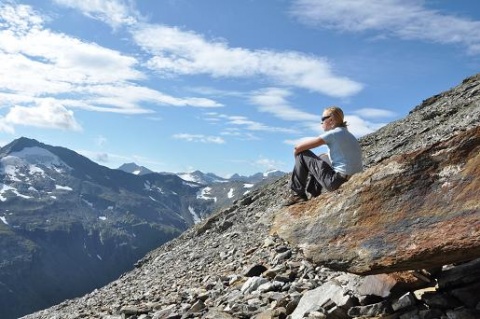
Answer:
[{"left": 321, "top": 112, "right": 334, "bottom": 131}]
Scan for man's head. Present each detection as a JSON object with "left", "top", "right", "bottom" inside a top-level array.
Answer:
[{"left": 322, "top": 106, "right": 347, "bottom": 130}]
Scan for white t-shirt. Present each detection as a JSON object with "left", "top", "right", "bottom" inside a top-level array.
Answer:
[{"left": 320, "top": 127, "right": 363, "bottom": 175}]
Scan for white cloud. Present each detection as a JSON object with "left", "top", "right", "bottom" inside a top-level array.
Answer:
[
  {"left": 205, "top": 112, "right": 295, "bottom": 134},
  {"left": 53, "top": 0, "right": 138, "bottom": 29},
  {"left": 0, "top": 2, "right": 221, "bottom": 124},
  {"left": 354, "top": 108, "right": 397, "bottom": 119},
  {"left": 226, "top": 115, "right": 284, "bottom": 132},
  {"left": 4, "top": 99, "right": 82, "bottom": 131},
  {"left": 94, "top": 152, "right": 110, "bottom": 163},
  {"left": 344, "top": 115, "right": 386, "bottom": 137},
  {"left": 78, "top": 84, "right": 222, "bottom": 112},
  {"left": 49, "top": 1, "right": 364, "bottom": 98},
  {"left": 0, "top": 117, "right": 14, "bottom": 133},
  {"left": 173, "top": 133, "right": 225, "bottom": 144},
  {"left": 254, "top": 156, "right": 286, "bottom": 172},
  {"left": 290, "top": 0, "right": 480, "bottom": 54},
  {"left": 250, "top": 88, "right": 320, "bottom": 122},
  {"left": 95, "top": 135, "right": 108, "bottom": 147},
  {"left": 0, "top": 3, "right": 43, "bottom": 33},
  {"left": 0, "top": 21, "right": 143, "bottom": 87},
  {"left": 133, "top": 24, "right": 363, "bottom": 98},
  {"left": 220, "top": 128, "right": 260, "bottom": 141},
  {"left": 249, "top": 87, "right": 393, "bottom": 138}
]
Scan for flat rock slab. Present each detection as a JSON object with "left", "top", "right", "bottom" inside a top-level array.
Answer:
[{"left": 273, "top": 127, "right": 480, "bottom": 275}]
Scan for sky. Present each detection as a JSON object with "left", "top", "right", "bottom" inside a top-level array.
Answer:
[{"left": 1, "top": 0, "right": 480, "bottom": 177}]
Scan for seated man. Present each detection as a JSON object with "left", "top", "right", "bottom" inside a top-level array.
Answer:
[{"left": 283, "top": 106, "right": 363, "bottom": 206}]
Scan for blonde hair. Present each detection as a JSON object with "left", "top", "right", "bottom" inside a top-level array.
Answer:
[{"left": 325, "top": 106, "right": 347, "bottom": 128}]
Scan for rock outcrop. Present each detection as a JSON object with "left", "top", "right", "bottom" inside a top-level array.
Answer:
[
  {"left": 21, "top": 74, "right": 480, "bottom": 319},
  {"left": 274, "top": 126, "right": 480, "bottom": 274}
]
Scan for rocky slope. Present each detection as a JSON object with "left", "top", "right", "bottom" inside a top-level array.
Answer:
[
  {"left": 21, "top": 73, "right": 480, "bottom": 319},
  {"left": 360, "top": 74, "right": 480, "bottom": 168}
]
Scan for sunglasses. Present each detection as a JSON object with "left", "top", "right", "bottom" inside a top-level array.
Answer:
[{"left": 321, "top": 115, "right": 331, "bottom": 122}]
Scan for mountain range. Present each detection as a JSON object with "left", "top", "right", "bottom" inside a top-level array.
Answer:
[
  {"left": 119, "top": 162, "right": 286, "bottom": 185},
  {"left": 0, "top": 139, "right": 285, "bottom": 319}
]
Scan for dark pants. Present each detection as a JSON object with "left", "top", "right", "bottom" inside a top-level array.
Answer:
[{"left": 290, "top": 150, "right": 348, "bottom": 197}]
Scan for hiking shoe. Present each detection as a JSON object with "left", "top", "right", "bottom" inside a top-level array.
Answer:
[{"left": 282, "top": 192, "right": 308, "bottom": 206}]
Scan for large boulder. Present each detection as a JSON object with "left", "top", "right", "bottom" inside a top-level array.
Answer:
[{"left": 273, "top": 126, "right": 480, "bottom": 274}]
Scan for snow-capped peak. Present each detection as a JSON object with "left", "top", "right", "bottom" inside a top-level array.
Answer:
[
  {"left": 1, "top": 146, "right": 70, "bottom": 177},
  {"left": 5, "top": 146, "right": 66, "bottom": 166}
]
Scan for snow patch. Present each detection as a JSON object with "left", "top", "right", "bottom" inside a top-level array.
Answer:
[
  {"left": 0, "top": 147, "right": 70, "bottom": 184},
  {"left": 0, "top": 216, "right": 8, "bottom": 225},
  {"left": 2, "top": 147, "right": 69, "bottom": 171},
  {"left": 178, "top": 173, "right": 197, "bottom": 183},
  {"left": 144, "top": 181, "right": 152, "bottom": 191},
  {"left": 28, "top": 165, "right": 45, "bottom": 176},
  {"left": 183, "top": 180, "right": 200, "bottom": 187},
  {"left": 82, "top": 198, "right": 93, "bottom": 207},
  {"left": 145, "top": 181, "right": 165, "bottom": 194},
  {"left": 197, "top": 187, "right": 217, "bottom": 202},
  {"left": 188, "top": 206, "right": 202, "bottom": 224},
  {"left": 56, "top": 185, "right": 72, "bottom": 191},
  {"left": 0, "top": 183, "right": 32, "bottom": 201},
  {"left": 1, "top": 165, "right": 21, "bottom": 182}
]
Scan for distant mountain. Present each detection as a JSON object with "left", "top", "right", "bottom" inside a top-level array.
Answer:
[
  {"left": 0, "top": 139, "right": 286, "bottom": 319},
  {"left": 229, "top": 169, "right": 287, "bottom": 184},
  {"left": 0, "top": 138, "right": 203, "bottom": 319},
  {"left": 176, "top": 170, "right": 228, "bottom": 184},
  {"left": 121, "top": 167, "right": 287, "bottom": 211},
  {"left": 118, "top": 165, "right": 287, "bottom": 186},
  {"left": 117, "top": 162, "right": 154, "bottom": 175}
]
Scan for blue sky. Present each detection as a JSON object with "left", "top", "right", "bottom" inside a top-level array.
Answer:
[{"left": 1, "top": 0, "right": 479, "bottom": 177}]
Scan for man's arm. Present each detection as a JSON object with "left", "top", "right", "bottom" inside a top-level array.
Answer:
[{"left": 294, "top": 137, "right": 325, "bottom": 155}]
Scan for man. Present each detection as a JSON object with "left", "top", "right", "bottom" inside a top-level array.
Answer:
[{"left": 283, "top": 106, "right": 363, "bottom": 206}]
